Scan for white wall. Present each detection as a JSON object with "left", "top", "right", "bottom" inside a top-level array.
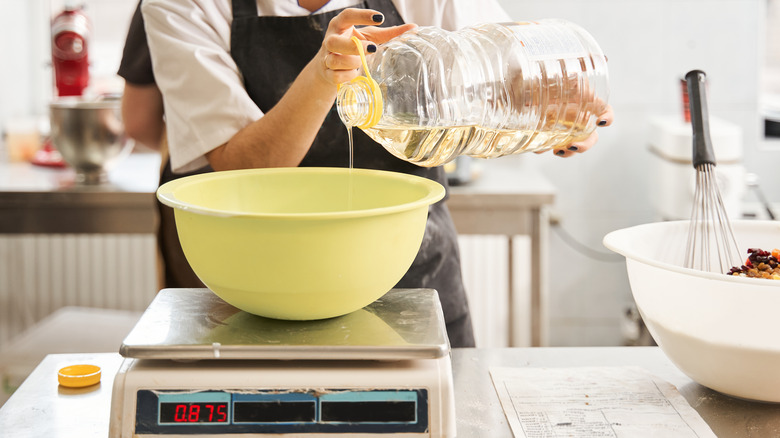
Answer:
[
  {"left": 766, "top": 0, "right": 780, "bottom": 118},
  {"left": 0, "top": 1, "right": 50, "bottom": 127}
]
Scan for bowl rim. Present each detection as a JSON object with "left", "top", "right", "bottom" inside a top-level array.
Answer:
[
  {"left": 603, "top": 220, "right": 780, "bottom": 288},
  {"left": 50, "top": 97, "right": 121, "bottom": 110},
  {"left": 156, "top": 167, "right": 446, "bottom": 219}
]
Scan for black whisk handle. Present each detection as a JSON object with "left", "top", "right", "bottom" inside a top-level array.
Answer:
[{"left": 685, "top": 69, "right": 716, "bottom": 167}]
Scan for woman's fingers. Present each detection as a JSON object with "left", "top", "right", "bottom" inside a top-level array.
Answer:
[
  {"left": 323, "top": 8, "right": 382, "bottom": 60},
  {"left": 551, "top": 104, "right": 614, "bottom": 157},
  {"left": 324, "top": 31, "right": 373, "bottom": 57},
  {"left": 323, "top": 51, "right": 365, "bottom": 71},
  {"left": 327, "top": 8, "right": 385, "bottom": 35},
  {"left": 554, "top": 130, "right": 599, "bottom": 157},
  {"left": 318, "top": 9, "right": 416, "bottom": 86},
  {"left": 324, "top": 21, "right": 415, "bottom": 56},
  {"left": 359, "top": 23, "right": 417, "bottom": 45},
  {"left": 316, "top": 9, "right": 376, "bottom": 85},
  {"left": 596, "top": 105, "right": 614, "bottom": 127}
]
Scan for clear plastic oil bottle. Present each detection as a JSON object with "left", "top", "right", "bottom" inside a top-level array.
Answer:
[{"left": 337, "top": 19, "right": 609, "bottom": 167}]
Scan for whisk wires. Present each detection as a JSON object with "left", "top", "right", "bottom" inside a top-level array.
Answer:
[{"left": 684, "top": 163, "right": 742, "bottom": 273}]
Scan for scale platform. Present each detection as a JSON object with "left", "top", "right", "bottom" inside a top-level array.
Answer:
[
  {"left": 120, "top": 288, "right": 450, "bottom": 361},
  {"left": 109, "top": 288, "right": 456, "bottom": 437}
]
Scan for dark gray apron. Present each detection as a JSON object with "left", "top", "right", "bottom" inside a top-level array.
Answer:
[{"left": 159, "top": 0, "right": 474, "bottom": 347}]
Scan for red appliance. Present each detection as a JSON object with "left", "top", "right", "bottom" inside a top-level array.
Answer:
[{"left": 51, "top": 5, "right": 90, "bottom": 97}]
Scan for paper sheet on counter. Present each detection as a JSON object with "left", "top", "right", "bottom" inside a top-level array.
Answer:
[{"left": 490, "top": 366, "right": 716, "bottom": 438}]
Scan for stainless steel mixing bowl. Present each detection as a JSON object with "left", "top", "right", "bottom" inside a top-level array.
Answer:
[{"left": 49, "top": 97, "right": 133, "bottom": 184}]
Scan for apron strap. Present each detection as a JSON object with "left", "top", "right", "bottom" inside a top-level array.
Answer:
[{"left": 231, "top": 0, "right": 257, "bottom": 19}]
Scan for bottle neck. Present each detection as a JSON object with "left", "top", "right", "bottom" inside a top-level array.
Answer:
[{"left": 337, "top": 79, "right": 379, "bottom": 129}]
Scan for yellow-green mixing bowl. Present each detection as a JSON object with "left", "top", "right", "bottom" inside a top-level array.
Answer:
[{"left": 157, "top": 167, "right": 445, "bottom": 320}]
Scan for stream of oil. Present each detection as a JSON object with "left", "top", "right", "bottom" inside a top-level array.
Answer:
[{"left": 346, "top": 125, "right": 354, "bottom": 210}]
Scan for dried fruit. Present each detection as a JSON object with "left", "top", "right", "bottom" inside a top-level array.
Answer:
[{"left": 728, "top": 248, "right": 780, "bottom": 280}]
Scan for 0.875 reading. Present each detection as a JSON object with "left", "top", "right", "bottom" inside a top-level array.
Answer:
[{"left": 159, "top": 402, "right": 229, "bottom": 424}]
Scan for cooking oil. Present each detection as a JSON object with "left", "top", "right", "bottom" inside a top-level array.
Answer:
[
  {"left": 346, "top": 124, "right": 355, "bottom": 209},
  {"left": 363, "top": 123, "right": 592, "bottom": 167}
]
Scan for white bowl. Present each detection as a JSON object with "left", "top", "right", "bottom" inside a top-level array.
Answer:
[{"left": 603, "top": 220, "right": 780, "bottom": 402}]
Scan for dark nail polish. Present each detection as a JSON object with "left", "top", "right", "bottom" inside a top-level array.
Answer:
[
  {"left": 567, "top": 145, "right": 579, "bottom": 151},
  {"left": 372, "top": 14, "right": 384, "bottom": 23},
  {"left": 598, "top": 119, "right": 607, "bottom": 126},
  {"left": 556, "top": 150, "right": 566, "bottom": 156},
  {"left": 366, "top": 44, "right": 377, "bottom": 53}
]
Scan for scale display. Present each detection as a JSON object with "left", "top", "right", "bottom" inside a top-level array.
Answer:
[
  {"left": 135, "top": 389, "right": 429, "bottom": 434},
  {"left": 157, "top": 392, "right": 230, "bottom": 424}
]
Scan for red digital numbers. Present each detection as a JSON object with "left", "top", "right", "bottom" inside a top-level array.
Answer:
[{"left": 170, "top": 403, "right": 228, "bottom": 423}]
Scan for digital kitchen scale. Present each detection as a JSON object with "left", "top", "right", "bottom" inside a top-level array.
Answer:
[{"left": 108, "top": 288, "right": 456, "bottom": 437}]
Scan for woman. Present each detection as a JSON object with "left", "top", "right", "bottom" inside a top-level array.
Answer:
[{"left": 120, "top": 0, "right": 614, "bottom": 348}]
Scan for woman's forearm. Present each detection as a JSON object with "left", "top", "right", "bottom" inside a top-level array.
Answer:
[
  {"left": 122, "top": 83, "right": 165, "bottom": 150},
  {"left": 206, "top": 59, "right": 338, "bottom": 171}
]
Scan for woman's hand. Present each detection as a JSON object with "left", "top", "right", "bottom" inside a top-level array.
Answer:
[
  {"left": 314, "top": 8, "right": 416, "bottom": 86},
  {"left": 549, "top": 104, "right": 615, "bottom": 158},
  {"left": 207, "top": 9, "right": 415, "bottom": 171}
]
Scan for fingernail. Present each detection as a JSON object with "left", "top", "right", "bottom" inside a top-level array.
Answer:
[
  {"left": 372, "top": 14, "right": 384, "bottom": 23},
  {"left": 556, "top": 150, "right": 566, "bottom": 156},
  {"left": 366, "top": 44, "right": 377, "bottom": 53},
  {"left": 598, "top": 119, "right": 607, "bottom": 126},
  {"left": 567, "top": 145, "right": 579, "bottom": 151}
]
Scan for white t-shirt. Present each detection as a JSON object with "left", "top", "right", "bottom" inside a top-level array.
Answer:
[{"left": 142, "top": 0, "right": 512, "bottom": 173}]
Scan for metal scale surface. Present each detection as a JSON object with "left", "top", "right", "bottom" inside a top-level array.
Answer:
[{"left": 109, "top": 288, "right": 456, "bottom": 437}]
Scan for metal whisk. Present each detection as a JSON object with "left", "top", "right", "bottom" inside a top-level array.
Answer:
[{"left": 683, "top": 70, "right": 742, "bottom": 273}]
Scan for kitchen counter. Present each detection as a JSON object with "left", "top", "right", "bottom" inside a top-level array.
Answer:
[
  {"left": 0, "top": 153, "right": 161, "bottom": 234},
  {"left": 1, "top": 347, "right": 779, "bottom": 437},
  {"left": 454, "top": 347, "right": 780, "bottom": 437}
]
